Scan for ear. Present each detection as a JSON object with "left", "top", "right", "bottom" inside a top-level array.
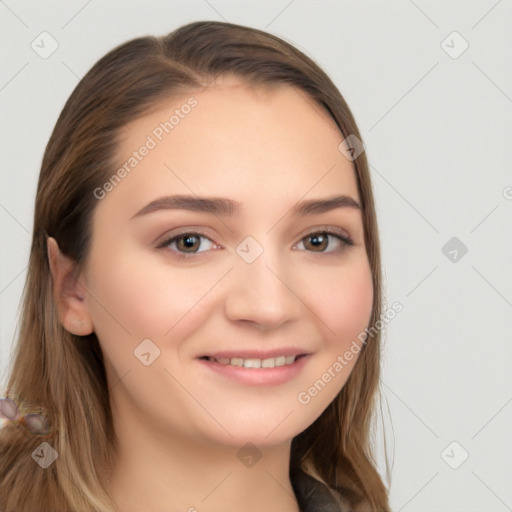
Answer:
[{"left": 47, "top": 237, "right": 94, "bottom": 336}]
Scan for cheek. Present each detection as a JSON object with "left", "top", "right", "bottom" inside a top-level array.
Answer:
[
  {"left": 82, "top": 250, "right": 213, "bottom": 417},
  {"left": 292, "top": 259, "right": 373, "bottom": 420},
  {"left": 307, "top": 257, "right": 374, "bottom": 347},
  {"left": 84, "top": 247, "right": 223, "bottom": 350}
]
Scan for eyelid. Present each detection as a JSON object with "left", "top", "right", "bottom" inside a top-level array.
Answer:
[
  {"left": 154, "top": 226, "right": 216, "bottom": 247},
  {"left": 295, "top": 225, "right": 353, "bottom": 245}
]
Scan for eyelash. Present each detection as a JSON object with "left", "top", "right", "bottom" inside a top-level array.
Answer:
[{"left": 156, "top": 227, "right": 354, "bottom": 260}]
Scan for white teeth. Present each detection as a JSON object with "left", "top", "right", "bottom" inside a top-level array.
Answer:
[
  {"left": 209, "top": 355, "right": 299, "bottom": 368},
  {"left": 285, "top": 355, "right": 295, "bottom": 365},
  {"left": 275, "top": 356, "right": 286, "bottom": 367},
  {"left": 243, "top": 358, "right": 261, "bottom": 368}
]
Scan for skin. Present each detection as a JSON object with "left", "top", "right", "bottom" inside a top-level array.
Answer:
[{"left": 48, "top": 75, "right": 374, "bottom": 512}]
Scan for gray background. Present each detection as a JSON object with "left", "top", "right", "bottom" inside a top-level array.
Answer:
[{"left": 1, "top": 1, "right": 511, "bottom": 510}]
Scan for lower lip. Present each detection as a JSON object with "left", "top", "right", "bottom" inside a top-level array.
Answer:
[{"left": 197, "top": 355, "right": 311, "bottom": 386}]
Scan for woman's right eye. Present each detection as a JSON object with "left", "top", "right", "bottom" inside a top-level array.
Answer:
[{"left": 157, "top": 231, "right": 218, "bottom": 259}]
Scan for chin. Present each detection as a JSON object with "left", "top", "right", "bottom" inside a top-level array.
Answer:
[{"left": 201, "top": 414, "right": 314, "bottom": 449}]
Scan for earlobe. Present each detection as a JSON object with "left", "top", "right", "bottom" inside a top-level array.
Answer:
[{"left": 47, "top": 237, "right": 94, "bottom": 336}]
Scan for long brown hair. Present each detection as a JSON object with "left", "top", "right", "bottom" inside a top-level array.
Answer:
[{"left": 0, "top": 21, "right": 391, "bottom": 511}]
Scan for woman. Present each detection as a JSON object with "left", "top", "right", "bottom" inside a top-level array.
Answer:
[{"left": 0, "top": 21, "right": 391, "bottom": 511}]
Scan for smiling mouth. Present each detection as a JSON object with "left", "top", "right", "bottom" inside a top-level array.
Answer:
[{"left": 198, "top": 354, "right": 308, "bottom": 368}]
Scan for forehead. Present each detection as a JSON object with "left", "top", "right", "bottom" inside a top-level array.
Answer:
[{"left": 96, "top": 77, "right": 360, "bottom": 221}]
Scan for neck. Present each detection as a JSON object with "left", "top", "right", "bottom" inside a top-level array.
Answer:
[{"left": 107, "top": 402, "right": 300, "bottom": 512}]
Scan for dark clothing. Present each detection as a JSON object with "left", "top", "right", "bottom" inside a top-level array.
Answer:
[{"left": 291, "top": 469, "right": 352, "bottom": 512}]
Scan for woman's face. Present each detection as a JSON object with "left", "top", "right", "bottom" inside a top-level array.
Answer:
[{"left": 81, "top": 76, "right": 373, "bottom": 447}]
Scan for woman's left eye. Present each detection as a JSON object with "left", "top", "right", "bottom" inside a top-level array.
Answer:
[
  {"left": 294, "top": 228, "right": 354, "bottom": 254},
  {"left": 156, "top": 228, "right": 354, "bottom": 259}
]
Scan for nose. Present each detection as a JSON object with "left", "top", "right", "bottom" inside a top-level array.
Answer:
[{"left": 223, "top": 245, "right": 303, "bottom": 329}]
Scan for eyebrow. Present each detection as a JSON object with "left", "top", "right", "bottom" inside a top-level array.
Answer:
[{"left": 130, "top": 194, "right": 361, "bottom": 220}]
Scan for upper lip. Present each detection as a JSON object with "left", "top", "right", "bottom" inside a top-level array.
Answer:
[{"left": 198, "top": 348, "right": 311, "bottom": 360}]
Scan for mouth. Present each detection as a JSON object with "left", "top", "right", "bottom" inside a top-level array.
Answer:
[
  {"left": 198, "top": 353, "right": 308, "bottom": 368},
  {"left": 196, "top": 351, "right": 311, "bottom": 386}
]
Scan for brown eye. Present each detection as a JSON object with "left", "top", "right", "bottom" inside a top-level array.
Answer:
[
  {"left": 176, "top": 234, "right": 201, "bottom": 253},
  {"left": 303, "top": 233, "right": 329, "bottom": 252},
  {"left": 157, "top": 231, "right": 217, "bottom": 258},
  {"left": 296, "top": 229, "right": 353, "bottom": 254}
]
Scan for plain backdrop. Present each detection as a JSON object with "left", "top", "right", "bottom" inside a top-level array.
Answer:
[{"left": 1, "top": 1, "right": 511, "bottom": 511}]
